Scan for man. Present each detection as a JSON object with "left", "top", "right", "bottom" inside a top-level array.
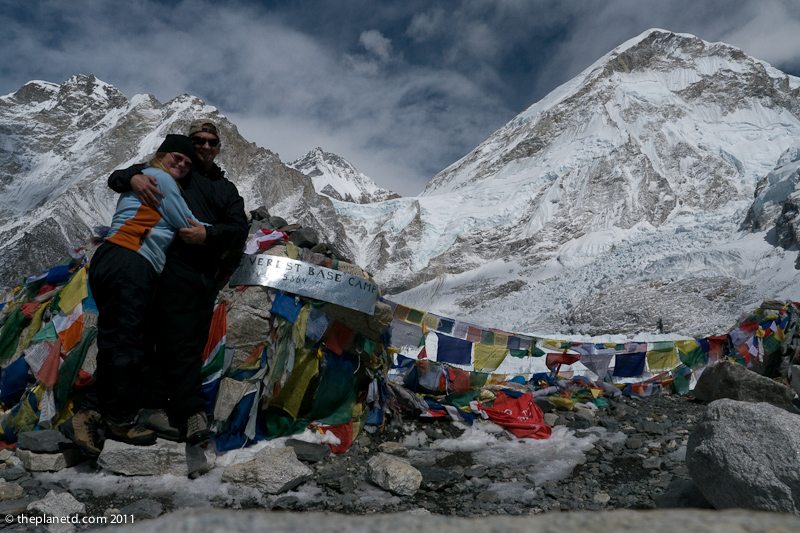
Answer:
[{"left": 74, "top": 119, "right": 248, "bottom": 453}]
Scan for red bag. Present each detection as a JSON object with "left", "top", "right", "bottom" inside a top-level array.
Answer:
[{"left": 479, "top": 390, "right": 551, "bottom": 439}]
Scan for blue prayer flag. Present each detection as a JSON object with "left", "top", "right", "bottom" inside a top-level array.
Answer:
[{"left": 435, "top": 332, "right": 472, "bottom": 365}]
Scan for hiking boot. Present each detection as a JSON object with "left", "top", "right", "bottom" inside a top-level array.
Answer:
[
  {"left": 138, "top": 408, "right": 180, "bottom": 441},
  {"left": 184, "top": 412, "right": 211, "bottom": 445},
  {"left": 67, "top": 409, "right": 104, "bottom": 457},
  {"left": 105, "top": 420, "right": 157, "bottom": 446}
]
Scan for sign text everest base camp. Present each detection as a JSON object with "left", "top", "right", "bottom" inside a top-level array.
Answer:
[{"left": 229, "top": 255, "right": 378, "bottom": 314}]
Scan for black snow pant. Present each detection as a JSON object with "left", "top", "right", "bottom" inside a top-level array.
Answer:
[
  {"left": 141, "top": 257, "right": 217, "bottom": 423},
  {"left": 88, "top": 243, "right": 157, "bottom": 424}
]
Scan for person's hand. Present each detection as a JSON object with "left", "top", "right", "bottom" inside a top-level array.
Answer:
[
  {"left": 179, "top": 219, "right": 207, "bottom": 245},
  {"left": 131, "top": 174, "right": 163, "bottom": 208}
]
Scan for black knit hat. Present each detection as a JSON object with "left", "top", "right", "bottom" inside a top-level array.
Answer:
[{"left": 157, "top": 134, "right": 196, "bottom": 160}]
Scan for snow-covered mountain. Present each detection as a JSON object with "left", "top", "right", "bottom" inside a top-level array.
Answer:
[
  {"left": 289, "top": 148, "right": 399, "bottom": 203},
  {"left": 324, "top": 29, "right": 800, "bottom": 336},
  {"left": 3, "top": 29, "right": 800, "bottom": 338}
]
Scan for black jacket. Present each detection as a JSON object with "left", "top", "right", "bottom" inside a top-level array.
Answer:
[{"left": 107, "top": 162, "right": 249, "bottom": 281}]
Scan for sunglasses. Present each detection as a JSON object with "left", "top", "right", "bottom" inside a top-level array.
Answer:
[{"left": 191, "top": 136, "right": 220, "bottom": 147}]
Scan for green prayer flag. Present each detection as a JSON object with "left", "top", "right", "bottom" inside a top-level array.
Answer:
[{"left": 55, "top": 326, "right": 97, "bottom": 408}]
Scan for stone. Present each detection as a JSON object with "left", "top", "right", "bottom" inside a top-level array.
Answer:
[
  {"left": 0, "top": 496, "right": 36, "bottom": 517},
  {"left": 367, "top": 453, "right": 422, "bottom": 496},
  {"left": 692, "top": 362, "right": 796, "bottom": 411},
  {"left": 0, "top": 481, "right": 23, "bottom": 501},
  {"left": 285, "top": 439, "right": 331, "bottom": 463},
  {"left": 271, "top": 495, "right": 299, "bottom": 510},
  {"left": 593, "top": 492, "right": 611, "bottom": 504},
  {"left": 653, "top": 479, "right": 713, "bottom": 509},
  {"left": 119, "top": 498, "right": 164, "bottom": 519},
  {"left": 543, "top": 413, "right": 559, "bottom": 426},
  {"left": 213, "top": 378, "right": 256, "bottom": 425},
  {"left": 642, "top": 457, "right": 662, "bottom": 470},
  {"left": 27, "top": 490, "right": 85, "bottom": 517},
  {"left": 16, "top": 449, "right": 82, "bottom": 472},
  {"left": 791, "top": 364, "right": 800, "bottom": 396},
  {"left": 465, "top": 465, "right": 488, "bottom": 479},
  {"left": 222, "top": 447, "right": 312, "bottom": 494},
  {"left": 377, "top": 441, "right": 408, "bottom": 457},
  {"left": 625, "top": 437, "right": 643, "bottom": 450},
  {"left": 639, "top": 421, "right": 667, "bottom": 435},
  {"left": 225, "top": 288, "right": 273, "bottom": 361},
  {"left": 0, "top": 462, "right": 27, "bottom": 481},
  {"left": 0, "top": 449, "right": 14, "bottom": 462},
  {"left": 687, "top": 399, "right": 800, "bottom": 513},
  {"left": 98, "top": 439, "right": 187, "bottom": 476},
  {"left": 17, "top": 430, "right": 74, "bottom": 453},
  {"left": 418, "top": 466, "right": 463, "bottom": 490}
]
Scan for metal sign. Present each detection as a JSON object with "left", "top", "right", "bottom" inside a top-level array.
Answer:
[{"left": 229, "top": 255, "right": 378, "bottom": 315}]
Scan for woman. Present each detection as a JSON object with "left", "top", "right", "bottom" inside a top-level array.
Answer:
[{"left": 88, "top": 134, "right": 204, "bottom": 445}]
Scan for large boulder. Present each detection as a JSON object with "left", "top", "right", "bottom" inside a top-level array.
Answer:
[
  {"left": 692, "top": 361, "right": 796, "bottom": 411},
  {"left": 686, "top": 399, "right": 800, "bottom": 513}
]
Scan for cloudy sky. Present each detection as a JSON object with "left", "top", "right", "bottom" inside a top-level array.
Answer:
[{"left": 3, "top": 0, "right": 800, "bottom": 195}]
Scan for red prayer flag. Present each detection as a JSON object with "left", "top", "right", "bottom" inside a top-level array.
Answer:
[
  {"left": 545, "top": 351, "right": 580, "bottom": 370},
  {"left": 325, "top": 321, "right": 356, "bottom": 355}
]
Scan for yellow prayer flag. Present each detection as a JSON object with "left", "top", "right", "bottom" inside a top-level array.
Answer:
[
  {"left": 473, "top": 343, "right": 508, "bottom": 372},
  {"left": 58, "top": 267, "right": 88, "bottom": 314},
  {"left": 542, "top": 338, "right": 566, "bottom": 351},
  {"left": 675, "top": 339, "right": 699, "bottom": 354},
  {"left": 646, "top": 342, "right": 678, "bottom": 371},
  {"left": 19, "top": 302, "right": 48, "bottom": 350},
  {"left": 549, "top": 396, "right": 574, "bottom": 410}
]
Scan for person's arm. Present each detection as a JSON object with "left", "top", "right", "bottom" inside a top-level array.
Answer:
[
  {"left": 108, "top": 163, "right": 163, "bottom": 208},
  {"left": 149, "top": 170, "right": 204, "bottom": 230},
  {"left": 179, "top": 179, "right": 248, "bottom": 250}
]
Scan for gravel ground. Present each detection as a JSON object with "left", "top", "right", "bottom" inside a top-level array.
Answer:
[{"left": 1, "top": 392, "right": 711, "bottom": 531}]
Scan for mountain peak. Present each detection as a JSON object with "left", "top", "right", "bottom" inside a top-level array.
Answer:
[
  {"left": 290, "top": 148, "right": 400, "bottom": 203},
  {"left": 60, "top": 74, "right": 126, "bottom": 103},
  {"left": 2, "top": 80, "right": 59, "bottom": 104}
]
